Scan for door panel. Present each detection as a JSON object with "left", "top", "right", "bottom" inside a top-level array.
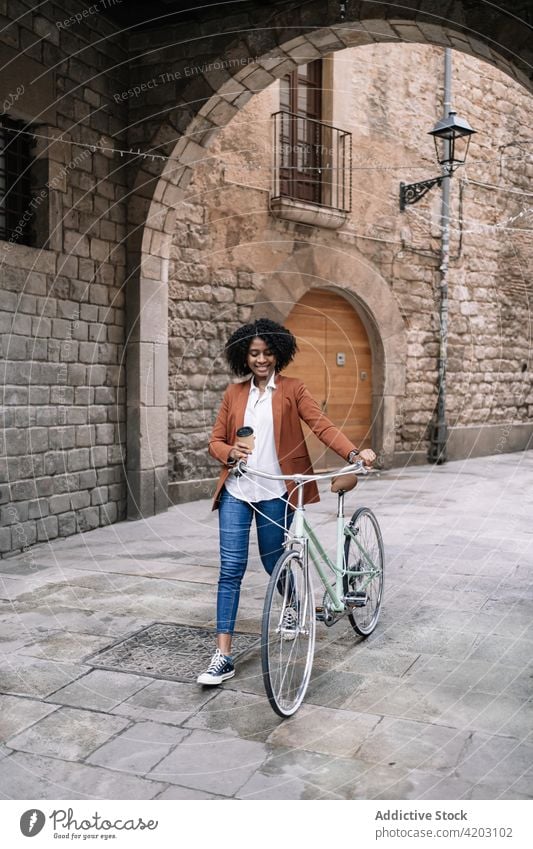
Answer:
[{"left": 284, "top": 289, "right": 372, "bottom": 470}]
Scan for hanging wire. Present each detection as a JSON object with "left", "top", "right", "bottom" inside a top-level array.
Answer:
[
  {"left": 0, "top": 119, "right": 531, "bottom": 178},
  {"left": 462, "top": 177, "right": 533, "bottom": 198}
]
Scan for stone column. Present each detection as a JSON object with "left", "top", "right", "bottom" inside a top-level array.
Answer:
[{"left": 126, "top": 256, "right": 169, "bottom": 519}]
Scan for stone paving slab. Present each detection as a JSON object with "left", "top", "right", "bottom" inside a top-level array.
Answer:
[
  {"left": 481, "top": 600, "right": 533, "bottom": 635},
  {"left": 236, "top": 755, "right": 340, "bottom": 799},
  {"left": 455, "top": 732, "right": 533, "bottom": 795},
  {"left": 304, "top": 667, "right": 394, "bottom": 712},
  {"left": 0, "top": 655, "right": 87, "bottom": 699},
  {"left": 426, "top": 608, "right": 515, "bottom": 636},
  {"left": 388, "top": 769, "right": 476, "bottom": 801},
  {"left": 312, "top": 641, "right": 419, "bottom": 676},
  {"left": 225, "top": 652, "right": 272, "bottom": 698},
  {"left": 266, "top": 703, "right": 382, "bottom": 757},
  {"left": 436, "top": 690, "right": 533, "bottom": 739},
  {"left": 183, "top": 689, "right": 284, "bottom": 742},
  {"left": 236, "top": 745, "right": 410, "bottom": 800},
  {"left": 45, "top": 668, "right": 152, "bottom": 711},
  {"left": 316, "top": 671, "right": 530, "bottom": 735},
  {"left": 110, "top": 678, "right": 218, "bottom": 725},
  {"left": 364, "top": 624, "right": 481, "bottom": 660},
  {"left": 405, "top": 654, "right": 533, "bottom": 699},
  {"left": 5, "top": 706, "right": 131, "bottom": 761},
  {"left": 12, "top": 582, "right": 209, "bottom": 620},
  {"left": 148, "top": 728, "right": 269, "bottom": 796},
  {"left": 468, "top": 634, "right": 533, "bottom": 665},
  {"left": 356, "top": 716, "right": 471, "bottom": 771},
  {"left": 0, "top": 607, "right": 149, "bottom": 640},
  {"left": 0, "top": 574, "right": 76, "bottom": 601},
  {"left": 86, "top": 721, "right": 190, "bottom": 774},
  {"left": 17, "top": 632, "right": 112, "bottom": 663},
  {"left": 0, "top": 695, "right": 59, "bottom": 741},
  {"left": 0, "top": 635, "right": 41, "bottom": 655},
  {"left": 0, "top": 751, "right": 167, "bottom": 800}
]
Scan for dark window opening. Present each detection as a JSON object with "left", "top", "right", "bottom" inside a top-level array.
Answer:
[{"left": 0, "top": 114, "right": 38, "bottom": 247}]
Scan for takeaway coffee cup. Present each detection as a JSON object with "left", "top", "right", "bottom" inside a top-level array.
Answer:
[
  {"left": 236, "top": 426, "right": 255, "bottom": 451},
  {"left": 233, "top": 426, "right": 254, "bottom": 477}
]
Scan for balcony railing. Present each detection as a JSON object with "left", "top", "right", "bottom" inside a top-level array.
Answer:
[{"left": 271, "top": 111, "right": 352, "bottom": 224}]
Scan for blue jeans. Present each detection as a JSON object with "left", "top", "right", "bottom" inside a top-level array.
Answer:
[{"left": 217, "top": 487, "right": 293, "bottom": 635}]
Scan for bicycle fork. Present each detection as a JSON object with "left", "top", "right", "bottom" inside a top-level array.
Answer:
[{"left": 276, "top": 543, "right": 313, "bottom": 638}]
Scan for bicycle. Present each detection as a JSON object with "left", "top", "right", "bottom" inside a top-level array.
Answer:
[{"left": 234, "top": 460, "right": 384, "bottom": 717}]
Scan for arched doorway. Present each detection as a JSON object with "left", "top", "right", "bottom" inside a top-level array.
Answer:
[
  {"left": 284, "top": 289, "right": 372, "bottom": 469},
  {"left": 125, "top": 4, "right": 531, "bottom": 515}
]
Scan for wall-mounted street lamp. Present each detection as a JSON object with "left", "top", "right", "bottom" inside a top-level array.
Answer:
[{"left": 399, "top": 111, "right": 476, "bottom": 211}]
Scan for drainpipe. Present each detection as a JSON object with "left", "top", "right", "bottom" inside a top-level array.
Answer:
[{"left": 428, "top": 48, "right": 452, "bottom": 464}]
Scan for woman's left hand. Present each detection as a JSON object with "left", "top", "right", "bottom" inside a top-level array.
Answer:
[{"left": 359, "top": 448, "right": 376, "bottom": 467}]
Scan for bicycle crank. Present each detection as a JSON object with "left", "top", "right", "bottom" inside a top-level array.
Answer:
[{"left": 316, "top": 592, "right": 341, "bottom": 626}]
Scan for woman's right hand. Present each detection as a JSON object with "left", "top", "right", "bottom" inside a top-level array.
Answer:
[
  {"left": 228, "top": 441, "right": 254, "bottom": 463},
  {"left": 359, "top": 448, "right": 376, "bottom": 467}
]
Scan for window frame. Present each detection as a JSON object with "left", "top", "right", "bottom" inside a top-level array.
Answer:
[{"left": 279, "top": 60, "right": 324, "bottom": 205}]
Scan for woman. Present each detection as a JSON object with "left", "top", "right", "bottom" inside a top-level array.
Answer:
[{"left": 197, "top": 318, "right": 376, "bottom": 685}]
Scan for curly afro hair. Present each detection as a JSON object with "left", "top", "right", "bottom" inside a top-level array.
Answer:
[{"left": 225, "top": 318, "right": 298, "bottom": 377}]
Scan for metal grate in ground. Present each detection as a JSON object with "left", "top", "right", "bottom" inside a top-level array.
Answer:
[{"left": 84, "top": 622, "right": 261, "bottom": 683}]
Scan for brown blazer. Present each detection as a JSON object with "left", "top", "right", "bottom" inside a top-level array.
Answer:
[{"left": 209, "top": 374, "right": 357, "bottom": 509}]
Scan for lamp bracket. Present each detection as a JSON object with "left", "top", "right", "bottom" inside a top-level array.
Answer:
[{"left": 399, "top": 176, "right": 444, "bottom": 211}]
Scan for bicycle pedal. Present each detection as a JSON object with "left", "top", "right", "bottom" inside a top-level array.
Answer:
[
  {"left": 344, "top": 591, "right": 368, "bottom": 608},
  {"left": 315, "top": 606, "right": 326, "bottom": 622}
]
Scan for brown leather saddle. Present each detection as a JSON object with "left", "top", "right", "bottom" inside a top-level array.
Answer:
[{"left": 330, "top": 473, "right": 358, "bottom": 494}]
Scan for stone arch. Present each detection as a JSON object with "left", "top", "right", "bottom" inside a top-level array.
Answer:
[
  {"left": 248, "top": 242, "right": 406, "bottom": 468},
  {"left": 126, "top": 8, "right": 531, "bottom": 515}
]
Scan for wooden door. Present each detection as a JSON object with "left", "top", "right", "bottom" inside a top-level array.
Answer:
[{"left": 284, "top": 289, "right": 372, "bottom": 469}]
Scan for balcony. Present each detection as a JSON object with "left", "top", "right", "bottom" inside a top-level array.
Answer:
[{"left": 270, "top": 110, "right": 352, "bottom": 230}]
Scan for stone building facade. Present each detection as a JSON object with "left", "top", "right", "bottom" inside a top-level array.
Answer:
[
  {"left": 167, "top": 43, "right": 533, "bottom": 502},
  {"left": 0, "top": 1, "right": 531, "bottom": 556}
]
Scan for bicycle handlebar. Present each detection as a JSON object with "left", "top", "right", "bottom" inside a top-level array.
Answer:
[{"left": 232, "top": 458, "right": 369, "bottom": 482}]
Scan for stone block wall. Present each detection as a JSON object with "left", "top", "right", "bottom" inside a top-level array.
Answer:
[{"left": 0, "top": 2, "right": 128, "bottom": 557}]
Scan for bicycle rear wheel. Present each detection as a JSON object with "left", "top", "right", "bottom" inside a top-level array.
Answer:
[
  {"left": 343, "top": 507, "right": 384, "bottom": 637},
  {"left": 261, "top": 549, "right": 315, "bottom": 717}
]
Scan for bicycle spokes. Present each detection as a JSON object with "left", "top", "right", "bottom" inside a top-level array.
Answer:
[
  {"left": 343, "top": 508, "right": 384, "bottom": 637},
  {"left": 261, "top": 552, "right": 315, "bottom": 717}
]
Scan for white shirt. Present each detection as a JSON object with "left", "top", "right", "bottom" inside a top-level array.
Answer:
[{"left": 225, "top": 373, "right": 286, "bottom": 502}]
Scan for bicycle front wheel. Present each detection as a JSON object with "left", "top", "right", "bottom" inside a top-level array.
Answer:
[
  {"left": 343, "top": 507, "right": 384, "bottom": 637},
  {"left": 261, "top": 549, "right": 315, "bottom": 717}
]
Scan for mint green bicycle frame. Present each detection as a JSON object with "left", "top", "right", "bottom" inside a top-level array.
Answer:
[{"left": 287, "top": 472, "right": 379, "bottom": 614}]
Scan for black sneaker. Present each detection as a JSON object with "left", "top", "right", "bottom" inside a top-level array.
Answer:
[{"left": 196, "top": 648, "right": 235, "bottom": 685}]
